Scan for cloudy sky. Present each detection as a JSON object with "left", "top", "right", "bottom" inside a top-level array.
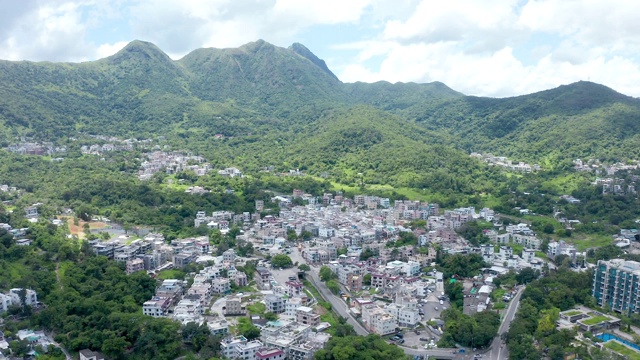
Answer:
[{"left": 2, "top": 0, "right": 639, "bottom": 98}]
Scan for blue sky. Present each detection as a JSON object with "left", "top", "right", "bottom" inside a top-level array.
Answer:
[{"left": 2, "top": 0, "right": 640, "bottom": 98}]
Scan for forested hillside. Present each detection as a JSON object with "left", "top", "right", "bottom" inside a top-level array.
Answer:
[
  {"left": 408, "top": 81, "right": 640, "bottom": 162},
  {"left": 1, "top": 39, "right": 640, "bottom": 174}
]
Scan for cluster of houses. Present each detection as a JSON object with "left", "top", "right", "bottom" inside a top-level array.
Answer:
[
  {"left": 0, "top": 184, "right": 19, "bottom": 193},
  {"left": 5, "top": 141, "right": 66, "bottom": 156},
  {"left": 219, "top": 322, "right": 330, "bottom": 360},
  {"left": 218, "top": 167, "right": 243, "bottom": 178},
  {"left": 574, "top": 158, "right": 640, "bottom": 176},
  {"left": 137, "top": 151, "right": 213, "bottom": 180},
  {"left": 470, "top": 153, "right": 540, "bottom": 172},
  {"left": 0, "top": 288, "right": 38, "bottom": 313},
  {"left": 0, "top": 222, "right": 31, "bottom": 246},
  {"left": 143, "top": 256, "right": 248, "bottom": 323},
  {"left": 87, "top": 233, "right": 213, "bottom": 274},
  {"left": 80, "top": 136, "right": 155, "bottom": 155},
  {"left": 593, "top": 177, "right": 638, "bottom": 195}
]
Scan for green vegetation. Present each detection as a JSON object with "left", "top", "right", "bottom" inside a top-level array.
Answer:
[
  {"left": 156, "top": 269, "right": 186, "bottom": 280},
  {"left": 604, "top": 341, "right": 640, "bottom": 360},
  {"left": 4, "top": 40, "right": 640, "bottom": 360},
  {"left": 246, "top": 302, "right": 266, "bottom": 315},
  {"left": 319, "top": 266, "right": 337, "bottom": 282},
  {"left": 582, "top": 315, "right": 611, "bottom": 326},
  {"left": 270, "top": 254, "right": 293, "bottom": 269},
  {"left": 314, "top": 334, "right": 410, "bottom": 360},
  {"left": 456, "top": 220, "right": 493, "bottom": 246},
  {"left": 564, "top": 310, "right": 582, "bottom": 316},
  {"left": 439, "top": 308, "right": 500, "bottom": 348},
  {"left": 506, "top": 268, "right": 594, "bottom": 359}
]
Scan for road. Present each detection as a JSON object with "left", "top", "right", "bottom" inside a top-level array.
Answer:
[
  {"left": 306, "top": 264, "right": 370, "bottom": 336},
  {"left": 292, "top": 247, "right": 466, "bottom": 359},
  {"left": 487, "top": 286, "right": 525, "bottom": 360}
]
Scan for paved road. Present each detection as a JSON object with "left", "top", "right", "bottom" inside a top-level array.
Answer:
[
  {"left": 401, "top": 346, "right": 460, "bottom": 359},
  {"left": 307, "top": 266, "right": 370, "bottom": 336},
  {"left": 288, "top": 246, "right": 369, "bottom": 336},
  {"left": 487, "top": 286, "right": 525, "bottom": 360}
]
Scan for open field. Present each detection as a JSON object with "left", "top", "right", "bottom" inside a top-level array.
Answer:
[{"left": 61, "top": 216, "right": 110, "bottom": 239}]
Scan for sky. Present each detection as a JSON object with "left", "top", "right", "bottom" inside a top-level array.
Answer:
[{"left": 2, "top": 0, "right": 640, "bottom": 98}]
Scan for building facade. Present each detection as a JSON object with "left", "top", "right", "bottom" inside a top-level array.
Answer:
[{"left": 593, "top": 259, "right": 640, "bottom": 314}]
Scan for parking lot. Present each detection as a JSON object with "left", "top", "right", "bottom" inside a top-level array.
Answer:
[{"left": 422, "top": 292, "right": 450, "bottom": 322}]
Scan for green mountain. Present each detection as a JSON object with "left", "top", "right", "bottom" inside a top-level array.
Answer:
[
  {"left": 408, "top": 81, "right": 640, "bottom": 162},
  {"left": 1, "top": 39, "right": 639, "bottom": 179}
]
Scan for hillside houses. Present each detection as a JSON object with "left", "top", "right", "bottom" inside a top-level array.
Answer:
[
  {"left": 0, "top": 288, "right": 38, "bottom": 312},
  {"left": 138, "top": 151, "right": 212, "bottom": 180},
  {"left": 471, "top": 152, "right": 540, "bottom": 172}
]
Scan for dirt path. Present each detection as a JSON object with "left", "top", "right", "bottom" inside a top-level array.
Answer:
[{"left": 55, "top": 262, "right": 63, "bottom": 290}]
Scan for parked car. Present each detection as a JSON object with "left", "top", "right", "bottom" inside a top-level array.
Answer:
[
  {"left": 396, "top": 339, "right": 405, "bottom": 344},
  {"left": 395, "top": 333, "right": 404, "bottom": 338},
  {"left": 390, "top": 336, "right": 400, "bottom": 341},
  {"left": 420, "top": 338, "right": 430, "bottom": 342},
  {"left": 414, "top": 330, "right": 421, "bottom": 335}
]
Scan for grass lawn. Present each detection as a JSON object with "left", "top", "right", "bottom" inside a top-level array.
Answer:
[
  {"left": 492, "top": 288, "right": 507, "bottom": 302},
  {"left": 247, "top": 302, "right": 266, "bottom": 315},
  {"left": 564, "top": 310, "right": 582, "bottom": 316},
  {"left": 605, "top": 341, "right": 640, "bottom": 360},
  {"left": 582, "top": 315, "right": 610, "bottom": 325},
  {"left": 156, "top": 269, "right": 186, "bottom": 280},
  {"left": 570, "top": 234, "right": 614, "bottom": 252}
]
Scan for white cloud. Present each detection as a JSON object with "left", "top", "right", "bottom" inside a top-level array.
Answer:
[
  {"left": 1, "top": 0, "right": 640, "bottom": 97},
  {"left": 95, "top": 41, "right": 129, "bottom": 59},
  {"left": 337, "top": 0, "right": 640, "bottom": 97}
]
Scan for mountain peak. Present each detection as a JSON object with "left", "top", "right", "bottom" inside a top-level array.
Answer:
[
  {"left": 289, "top": 42, "right": 339, "bottom": 81},
  {"left": 239, "top": 39, "right": 277, "bottom": 54},
  {"left": 105, "top": 40, "right": 173, "bottom": 65}
]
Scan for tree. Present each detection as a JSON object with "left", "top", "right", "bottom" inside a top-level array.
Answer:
[
  {"left": 319, "top": 266, "right": 337, "bottom": 282},
  {"left": 300, "top": 231, "right": 313, "bottom": 241},
  {"left": 298, "top": 264, "right": 311, "bottom": 271},
  {"left": 515, "top": 268, "right": 539, "bottom": 284},
  {"left": 264, "top": 312, "right": 278, "bottom": 321},
  {"left": 238, "top": 318, "right": 261, "bottom": 340},
  {"left": 0, "top": 228, "right": 14, "bottom": 248},
  {"left": 363, "top": 274, "right": 372, "bottom": 285},
  {"left": 327, "top": 280, "right": 340, "bottom": 294},
  {"left": 271, "top": 254, "right": 293, "bottom": 269},
  {"left": 286, "top": 229, "right": 298, "bottom": 241},
  {"left": 314, "top": 334, "right": 409, "bottom": 360}
]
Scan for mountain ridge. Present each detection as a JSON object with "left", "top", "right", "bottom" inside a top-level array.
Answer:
[{"left": 1, "top": 39, "right": 639, "bottom": 168}]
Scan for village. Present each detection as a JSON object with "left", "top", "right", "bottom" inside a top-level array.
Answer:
[{"left": 3, "top": 185, "right": 640, "bottom": 360}]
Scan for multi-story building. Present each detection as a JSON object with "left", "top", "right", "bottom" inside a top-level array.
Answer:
[
  {"left": 0, "top": 293, "right": 11, "bottom": 312},
  {"left": 126, "top": 258, "right": 145, "bottom": 274},
  {"left": 143, "top": 297, "right": 171, "bottom": 317},
  {"left": 256, "top": 348, "right": 285, "bottom": 360},
  {"left": 593, "top": 259, "right": 640, "bottom": 314},
  {"left": 296, "top": 306, "right": 320, "bottom": 327},
  {"left": 7, "top": 288, "right": 38, "bottom": 307},
  {"left": 225, "top": 296, "right": 245, "bottom": 315},
  {"left": 362, "top": 305, "right": 397, "bottom": 335},
  {"left": 266, "top": 295, "right": 285, "bottom": 314},
  {"left": 285, "top": 297, "right": 303, "bottom": 317}
]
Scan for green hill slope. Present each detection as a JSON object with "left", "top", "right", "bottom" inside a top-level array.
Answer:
[
  {"left": 410, "top": 81, "right": 640, "bottom": 162},
  {"left": 1, "top": 39, "right": 640, "bottom": 178}
]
